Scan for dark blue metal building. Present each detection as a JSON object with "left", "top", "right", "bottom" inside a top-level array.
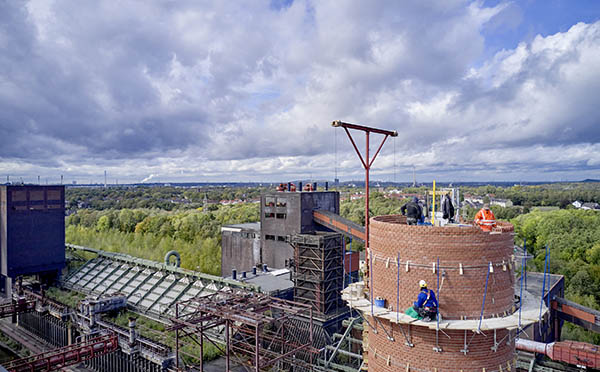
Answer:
[{"left": 1, "top": 185, "right": 65, "bottom": 296}]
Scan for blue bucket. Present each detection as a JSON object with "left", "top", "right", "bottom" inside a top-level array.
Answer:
[{"left": 374, "top": 298, "right": 386, "bottom": 308}]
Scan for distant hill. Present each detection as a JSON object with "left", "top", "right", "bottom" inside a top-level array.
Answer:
[{"left": 581, "top": 179, "right": 600, "bottom": 183}]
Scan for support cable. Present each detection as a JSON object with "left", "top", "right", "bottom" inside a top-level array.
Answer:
[
  {"left": 518, "top": 242, "right": 526, "bottom": 337},
  {"left": 370, "top": 249, "right": 374, "bottom": 317},
  {"left": 524, "top": 238, "right": 528, "bottom": 290},
  {"left": 349, "top": 238, "right": 353, "bottom": 285},
  {"left": 334, "top": 124, "right": 338, "bottom": 182},
  {"left": 343, "top": 237, "right": 346, "bottom": 289},
  {"left": 547, "top": 244, "right": 551, "bottom": 311},
  {"left": 393, "top": 137, "right": 396, "bottom": 184},
  {"left": 538, "top": 244, "right": 549, "bottom": 337},
  {"left": 478, "top": 263, "right": 492, "bottom": 333},
  {"left": 435, "top": 257, "right": 442, "bottom": 352},
  {"left": 396, "top": 252, "right": 400, "bottom": 324}
]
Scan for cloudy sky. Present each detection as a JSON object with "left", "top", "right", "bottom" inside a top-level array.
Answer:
[{"left": 2, "top": 0, "right": 600, "bottom": 184}]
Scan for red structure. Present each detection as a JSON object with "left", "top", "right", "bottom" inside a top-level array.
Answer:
[
  {"left": 0, "top": 299, "right": 36, "bottom": 319},
  {"left": 516, "top": 339, "right": 600, "bottom": 369},
  {"left": 169, "top": 291, "right": 316, "bottom": 371},
  {"left": 4, "top": 333, "right": 118, "bottom": 372},
  {"left": 331, "top": 120, "right": 397, "bottom": 261}
]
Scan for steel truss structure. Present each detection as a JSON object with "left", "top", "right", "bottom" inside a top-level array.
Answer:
[
  {"left": 4, "top": 333, "right": 118, "bottom": 372},
  {"left": 169, "top": 291, "right": 316, "bottom": 372},
  {"left": 64, "top": 244, "right": 254, "bottom": 320},
  {"left": 292, "top": 233, "right": 345, "bottom": 316}
]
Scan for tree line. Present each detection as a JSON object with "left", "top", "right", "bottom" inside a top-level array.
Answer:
[
  {"left": 65, "top": 204, "right": 259, "bottom": 275},
  {"left": 65, "top": 186, "right": 265, "bottom": 212},
  {"left": 511, "top": 209, "right": 600, "bottom": 344}
]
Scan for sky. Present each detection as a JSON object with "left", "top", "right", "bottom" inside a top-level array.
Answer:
[{"left": 1, "top": 0, "right": 600, "bottom": 184}]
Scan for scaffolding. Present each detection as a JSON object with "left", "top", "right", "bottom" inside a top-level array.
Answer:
[
  {"left": 169, "top": 290, "right": 316, "bottom": 372},
  {"left": 292, "top": 233, "right": 345, "bottom": 317}
]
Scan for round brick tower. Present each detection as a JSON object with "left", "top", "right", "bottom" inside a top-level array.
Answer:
[{"left": 354, "top": 215, "right": 518, "bottom": 372}]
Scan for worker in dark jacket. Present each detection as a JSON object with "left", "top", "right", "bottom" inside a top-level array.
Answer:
[
  {"left": 442, "top": 194, "right": 455, "bottom": 223},
  {"left": 413, "top": 280, "right": 438, "bottom": 321},
  {"left": 401, "top": 197, "right": 422, "bottom": 225}
]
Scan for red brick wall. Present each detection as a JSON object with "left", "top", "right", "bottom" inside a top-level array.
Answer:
[
  {"left": 369, "top": 215, "right": 515, "bottom": 319},
  {"left": 367, "top": 317, "right": 516, "bottom": 372}
]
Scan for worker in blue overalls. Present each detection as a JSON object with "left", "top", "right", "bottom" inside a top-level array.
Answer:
[{"left": 413, "top": 280, "right": 438, "bottom": 321}]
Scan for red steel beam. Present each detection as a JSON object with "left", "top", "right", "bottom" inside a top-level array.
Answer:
[
  {"left": 332, "top": 120, "right": 398, "bottom": 137},
  {"left": 331, "top": 120, "right": 397, "bottom": 280},
  {"left": 4, "top": 333, "right": 118, "bottom": 372},
  {"left": 552, "top": 300, "right": 597, "bottom": 324},
  {"left": 312, "top": 210, "right": 365, "bottom": 242}
]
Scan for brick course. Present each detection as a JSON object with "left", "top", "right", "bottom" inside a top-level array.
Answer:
[
  {"left": 369, "top": 215, "right": 515, "bottom": 319},
  {"left": 366, "top": 215, "right": 516, "bottom": 372},
  {"left": 367, "top": 317, "right": 515, "bottom": 372}
]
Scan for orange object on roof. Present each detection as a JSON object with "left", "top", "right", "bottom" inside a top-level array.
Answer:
[{"left": 475, "top": 208, "right": 496, "bottom": 231}]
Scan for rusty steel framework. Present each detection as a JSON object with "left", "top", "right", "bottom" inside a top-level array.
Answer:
[
  {"left": 4, "top": 333, "right": 118, "bottom": 372},
  {"left": 0, "top": 298, "right": 36, "bottom": 319},
  {"left": 292, "top": 233, "right": 344, "bottom": 316},
  {"left": 331, "top": 120, "right": 397, "bottom": 279},
  {"left": 169, "top": 291, "right": 316, "bottom": 372}
]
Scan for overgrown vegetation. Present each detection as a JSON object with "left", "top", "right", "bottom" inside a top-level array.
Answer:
[
  {"left": 44, "top": 287, "right": 86, "bottom": 308},
  {"left": 65, "top": 204, "right": 259, "bottom": 275},
  {"left": 511, "top": 209, "right": 600, "bottom": 344},
  {"left": 0, "top": 331, "right": 29, "bottom": 361},
  {"left": 106, "top": 311, "right": 221, "bottom": 363}
]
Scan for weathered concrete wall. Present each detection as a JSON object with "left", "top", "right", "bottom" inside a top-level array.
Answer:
[
  {"left": 221, "top": 230, "right": 260, "bottom": 275},
  {"left": 261, "top": 191, "right": 339, "bottom": 269}
]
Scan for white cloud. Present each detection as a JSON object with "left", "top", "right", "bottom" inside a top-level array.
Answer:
[{"left": 1, "top": 1, "right": 599, "bottom": 182}]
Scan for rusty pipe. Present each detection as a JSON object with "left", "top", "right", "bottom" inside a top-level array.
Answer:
[{"left": 516, "top": 339, "right": 555, "bottom": 359}]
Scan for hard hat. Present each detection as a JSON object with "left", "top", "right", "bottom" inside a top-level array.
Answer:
[
  {"left": 483, "top": 203, "right": 490, "bottom": 209},
  {"left": 419, "top": 280, "right": 427, "bottom": 288}
]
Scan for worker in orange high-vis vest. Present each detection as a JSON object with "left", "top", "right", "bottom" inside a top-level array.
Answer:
[{"left": 475, "top": 204, "right": 496, "bottom": 231}]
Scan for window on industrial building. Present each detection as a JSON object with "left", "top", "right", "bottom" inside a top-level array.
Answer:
[
  {"left": 12, "top": 191, "right": 26, "bottom": 202},
  {"left": 30, "top": 190, "right": 44, "bottom": 201},
  {"left": 276, "top": 198, "right": 287, "bottom": 207},
  {"left": 276, "top": 213, "right": 286, "bottom": 219},
  {"left": 265, "top": 197, "right": 275, "bottom": 207},
  {"left": 47, "top": 190, "right": 61, "bottom": 200},
  {"left": 277, "top": 236, "right": 286, "bottom": 242},
  {"left": 264, "top": 212, "right": 275, "bottom": 218},
  {"left": 265, "top": 235, "right": 275, "bottom": 240}
]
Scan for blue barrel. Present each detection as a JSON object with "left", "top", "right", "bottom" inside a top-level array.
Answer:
[{"left": 374, "top": 297, "right": 386, "bottom": 308}]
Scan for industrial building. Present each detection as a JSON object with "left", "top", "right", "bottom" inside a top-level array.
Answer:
[
  {"left": 1, "top": 180, "right": 600, "bottom": 372},
  {"left": 0, "top": 185, "right": 65, "bottom": 297}
]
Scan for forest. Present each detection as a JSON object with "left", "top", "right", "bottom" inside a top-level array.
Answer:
[
  {"left": 65, "top": 203, "right": 259, "bottom": 275},
  {"left": 511, "top": 209, "right": 600, "bottom": 343}
]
